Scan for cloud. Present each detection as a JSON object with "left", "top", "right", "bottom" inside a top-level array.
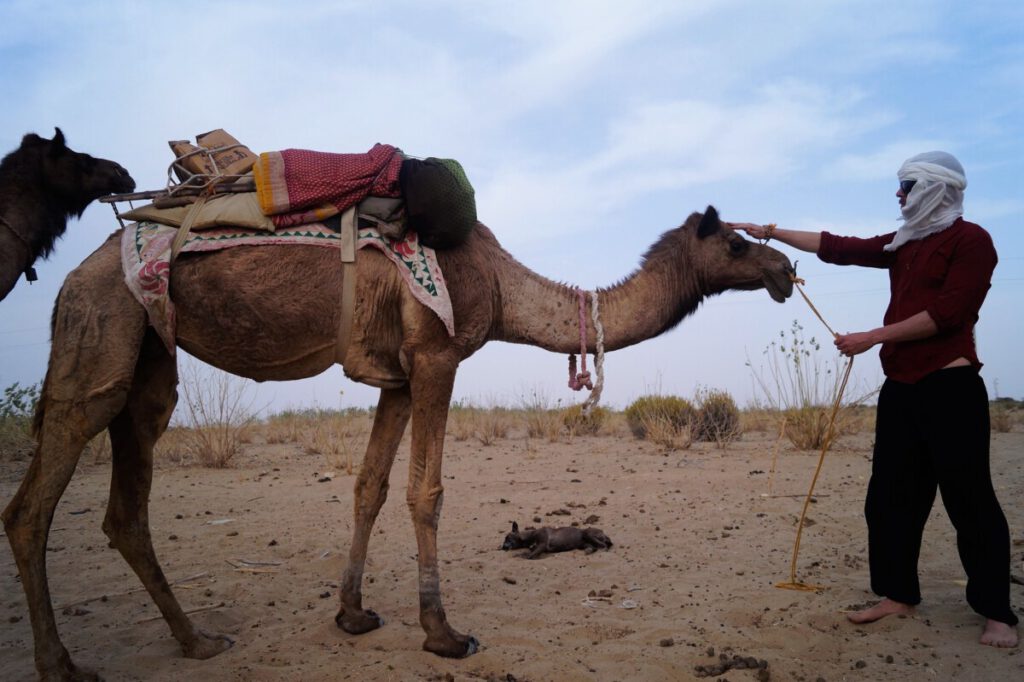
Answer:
[
  {"left": 477, "top": 80, "right": 884, "bottom": 246},
  {"left": 824, "top": 139, "right": 952, "bottom": 183}
]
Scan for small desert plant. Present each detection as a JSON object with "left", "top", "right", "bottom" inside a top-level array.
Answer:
[
  {"left": 990, "top": 406, "right": 1014, "bottom": 434},
  {"left": 300, "top": 409, "right": 368, "bottom": 474},
  {"left": 561, "top": 404, "right": 609, "bottom": 436},
  {"left": 473, "top": 407, "right": 512, "bottom": 445},
  {"left": 624, "top": 395, "right": 696, "bottom": 449},
  {"left": 446, "top": 403, "right": 476, "bottom": 441},
  {"left": 175, "top": 358, "right": 256, "bottom": 467},
  {"left": 518, "top": 387, "right": 564, "bottom": 442},
  {"left": 0, "top": 381, "right": 40, "bottom": 458},
  {"left": 748, "top": 321, "right": 876, "bottom": 450},
  {"left": 694, "top": 387, "right": 741, "bottom": 446}
]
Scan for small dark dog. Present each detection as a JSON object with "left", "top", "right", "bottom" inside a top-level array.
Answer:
[{"left": 500, "top": 521, "right": 613, "bottom": 559}]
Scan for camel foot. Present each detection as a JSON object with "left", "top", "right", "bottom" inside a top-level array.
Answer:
[
  {"left": 981, "top": 620, "right": 1018, "bottom": 648},
  {"left": 335, "top": 607, "right": 384, "bottom": 635},
  {"left": 39, "top": 657, "right": 102, "bottom": 682},
  {"left": 422, "top": 629, "right": 479, "bottom": 658},
  {"left": 181, "top": 629, "right": 234, "bottom": 660},
  {"left": 847, "top": 598, "right": 914, "bottom": 624}
]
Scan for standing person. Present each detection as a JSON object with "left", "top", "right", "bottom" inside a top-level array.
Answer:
[{"left": 735, "top": 151, "right": 1018, "bottom": 648}]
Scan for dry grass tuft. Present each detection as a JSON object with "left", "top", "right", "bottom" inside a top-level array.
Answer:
[{"left": 299, "top": 410, "right": 369, "bottom": 475}]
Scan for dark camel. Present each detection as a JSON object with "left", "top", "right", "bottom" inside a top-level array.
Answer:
[
  {"left": 0, "top": 128, "right": 135, "bottom": 301},
  {"left": 3, "top": 205, "right": 793, "bottom": 680}
]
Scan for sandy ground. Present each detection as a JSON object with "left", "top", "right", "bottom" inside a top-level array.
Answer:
[{"left": 1, "top": 428, "right": 1022, "bottom": 681}]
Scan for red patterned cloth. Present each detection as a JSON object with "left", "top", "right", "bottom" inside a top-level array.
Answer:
[{"left": 254, "top": 143, "right": 403, "bottom": 228}]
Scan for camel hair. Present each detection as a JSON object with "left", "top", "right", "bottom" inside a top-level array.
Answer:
[
  {"left": 3, "top": 204, "right": 794, "bottom": 680},
  {"left": 0, "top": 128, "right": 135, "bottom": 301}
]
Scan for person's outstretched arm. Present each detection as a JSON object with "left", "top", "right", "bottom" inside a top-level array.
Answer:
[{"left": 732, "top": 223, "right": 821, "bottom": 253}]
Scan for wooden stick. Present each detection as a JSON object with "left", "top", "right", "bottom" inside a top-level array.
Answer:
[
  {"left": 137, "top": 602, "right": 225, "bottom": 624},
  {"left": 57, "top": 572, "right": 209, "bottom": 610},
  {"left": 98, "top": 181, "right": 255, "bottom": 203}
]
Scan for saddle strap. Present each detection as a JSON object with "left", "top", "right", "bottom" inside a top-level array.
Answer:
[
  {"left": 335, "top": 206, "right": 357, "bottom": 364},
  {"left": 169, "top": 194, "right": 209, "bottom": 263}
]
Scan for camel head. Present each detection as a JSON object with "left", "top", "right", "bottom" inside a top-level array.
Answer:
[
  {"left": 689, "top": 205, "right": 794, "bottom": 303},
  {"left": 21, "top": 127, "right": 136, "bottom": 217}
]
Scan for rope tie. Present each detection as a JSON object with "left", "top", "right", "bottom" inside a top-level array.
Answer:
[
  {"left": 568, "top": 288, "right": 593, "bottom": 391},
  {"left": 567, "top": 288, "right": 606, "bottom": 415},
  {"left": 581, "top": 291, "right": 605, "bottom": 416},
  {"left": 776, "top": 272, "right": 855, "bottom": 592}
]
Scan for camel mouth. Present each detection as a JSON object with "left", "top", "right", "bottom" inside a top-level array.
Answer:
[
  {"left": 762, "top": 269, "right": 793, "bottom": 303},
  {"left": 111, "top": 175, "right": 137, "bottom": 193}
]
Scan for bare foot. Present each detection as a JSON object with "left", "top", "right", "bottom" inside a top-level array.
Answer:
[
  {"left": 847, "top": 598, "right": 914, "bottom": 624},
  {"left": 980, "top": 620, "right": 1018, "bottom": 648}
]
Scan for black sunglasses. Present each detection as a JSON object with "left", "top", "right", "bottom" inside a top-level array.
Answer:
[{"left": 899, "top": 179, "right": 917, "bottom": 195}]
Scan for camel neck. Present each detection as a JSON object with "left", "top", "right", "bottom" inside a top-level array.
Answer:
[{"left": 491, "top": 239, "right": 704, "bottom": 354}]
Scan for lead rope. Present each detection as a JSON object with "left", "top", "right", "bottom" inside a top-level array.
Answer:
[
  {"left": 581, "top": 291, "right": 605, "bottom": 416},
  {"left": 567, "top": 288, "right": 605, "bottom": 415},
  {"left": 776, "top": 272, "right": 855, "bottom": 592}
]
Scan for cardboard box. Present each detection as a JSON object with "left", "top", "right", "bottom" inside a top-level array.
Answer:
[
  {"left": 195, "top": 129, "right": 258, "bottom": 176},
  {"left": 168, "top": 140, "right": 215, "bottom": 180}
]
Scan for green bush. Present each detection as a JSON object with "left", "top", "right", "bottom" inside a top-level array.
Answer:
[
  {"left": 1, "top": 382, "right": 40, "bottom": 459},
  {"left": 695, "top": 387, "right": 741, "bottom": 444},
  {"left": 624, "top": 395, "right": 695, "bottom": 440},
  {"left": 561, "top": 405, "right": 609, "bottom": 435}
]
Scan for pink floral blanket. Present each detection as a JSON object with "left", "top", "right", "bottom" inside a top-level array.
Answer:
[{"left": 121, "top": 221, "right": 454, "bottom": 355}]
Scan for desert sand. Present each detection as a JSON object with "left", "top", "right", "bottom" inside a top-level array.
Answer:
[{"left": 2, "top": 426, "right": 1022, "bottom": 681}]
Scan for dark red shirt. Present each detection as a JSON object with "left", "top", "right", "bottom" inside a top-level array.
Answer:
[{"left": 817, "top": 218, "right": 997, "bottom": 384}]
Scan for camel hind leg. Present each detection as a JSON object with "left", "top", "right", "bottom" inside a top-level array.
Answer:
[
  {"left": 102, "top": 330, "right": 233, "bottom": 659},
  {"left": 2, "top": 234, "right": 146, "bottom": 681}
]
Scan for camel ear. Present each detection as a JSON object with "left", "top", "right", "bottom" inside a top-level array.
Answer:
[
  {"left": 512, "top": 521, "right": 519, "bottom": 533},
  {"left": 52, "top": 127, "right": 66, "bottom": 147},
  {"left": 697, "top": 205, "right": 721, "bottom": 239}
]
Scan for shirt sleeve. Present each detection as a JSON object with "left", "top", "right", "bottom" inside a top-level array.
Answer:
[
  {"left": 925, "top": 229, "right": 998, "bottom": 332},
  {"left": 817, "top": 231, "right": 895, "bottom": 268}
]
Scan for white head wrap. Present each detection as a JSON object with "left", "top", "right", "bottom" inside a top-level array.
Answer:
[{"left": 884, "top": 151, "right": 967, "bottom": 252}]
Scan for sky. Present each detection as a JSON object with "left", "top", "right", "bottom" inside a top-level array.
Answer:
[{"left": 1, "top": 0, "right": 1022, "bottom": 420}]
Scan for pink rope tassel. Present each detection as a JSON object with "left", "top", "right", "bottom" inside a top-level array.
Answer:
[{"left": 568, "top": 289, "right": 593, "bottom": 391}]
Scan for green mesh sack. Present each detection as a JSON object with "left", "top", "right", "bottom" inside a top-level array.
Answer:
[{"left": 399, "top": 157, "right": 477, "bottom": 249}]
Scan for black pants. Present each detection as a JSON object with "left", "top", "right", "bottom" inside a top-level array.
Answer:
[{"left": 867, "top": 366, "right": 1018, "bottom": 626}]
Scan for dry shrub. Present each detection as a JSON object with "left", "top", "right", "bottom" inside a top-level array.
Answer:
[
  {"left": 740, "top": 407, "right": 776, "bottom": 433},
  {"left": 694, "top": 387, "right": 741, "bottom": 446},
  {"left": 561, "top": 405, "right": 610, "bottom": 436},
  {"left": 624, "top": 395, "right": 696, "bottom": 440},
  {"left": 473, "top": 408, "right": 511, "bottom": 446},
  {"left": 749, "top": 321, "right": 878, "bottom": 450},
  {"left": 446, "top": 407, "right": 476, "bottom": 441},
  {"left": 299, "top": 410, "right": 368, "bottom": 475},
  {"left": 263, "top": 411, "right": 314, "bottom": 444},
  {"left": 175, "top": 358, "right": 256, "bottom": 468},
  {"left": 640, "top": 412, "right": 693, "bottom": 451},
  {"left": 155, "top": 426, "right": 194, "bottom": 466},
  {"left": 990, "top": 406, "right": 1014, "bottom": 434},
  {"left": 517, "top": 388, "right": 564, "bottom": 442},
  {"left": 0, "top": 382, "right": 39, "bottom": 460}
]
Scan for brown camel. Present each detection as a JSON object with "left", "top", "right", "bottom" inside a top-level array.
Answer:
[
  {"left": 3, "top": 205, "right": 793, "bottom": 680},
  {"left": 0, "top": 128, "right": 135, "bottom": 301}
]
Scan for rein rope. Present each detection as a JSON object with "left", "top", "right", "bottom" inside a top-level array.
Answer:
[
  {"left": 776, "top": 271, "right": 855, "bottom": 592},
  {"left": 567, "top": 288, "right": 606, "bottom": 415}
]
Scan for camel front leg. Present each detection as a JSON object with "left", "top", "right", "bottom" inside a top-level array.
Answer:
[
  {"left": 406, "top": 355, "right": 478, "bottom": 658},
  {"left": 103, "top": 335, "right": 233, "bottom": 660},
  {"left": 336, "top": 385, "right": 411, "bottom": 635}
]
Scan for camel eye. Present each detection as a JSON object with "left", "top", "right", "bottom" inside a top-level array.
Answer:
[{"left": 729, "top": 239, "right": 748, "bottom": 256}]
